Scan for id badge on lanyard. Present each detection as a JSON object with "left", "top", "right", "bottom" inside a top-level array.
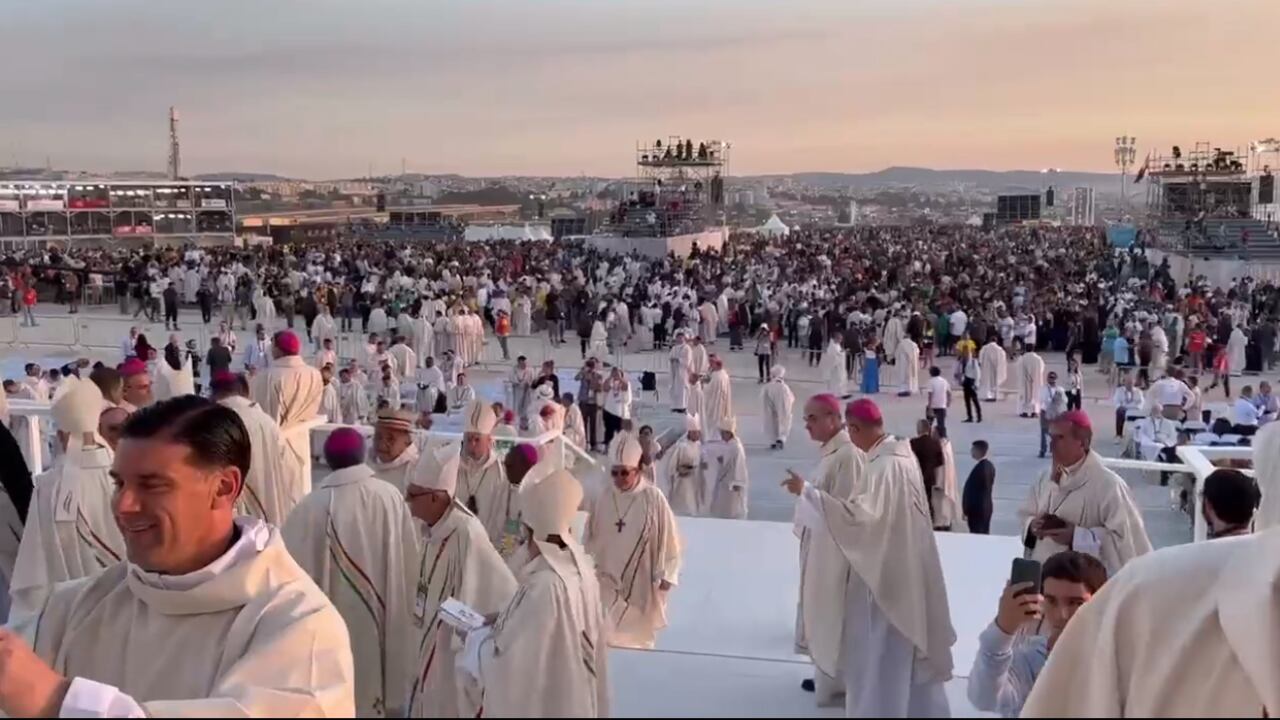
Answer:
[{"left": 414, "top": 582, "right": 428, "bottom": 627}]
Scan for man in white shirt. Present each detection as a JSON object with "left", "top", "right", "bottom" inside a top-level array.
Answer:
[
  {"left": 1231, "top": 385, "right": 1262, "bottom": 435},
  {"left": 1038, "top": 372, "right": 1068, "bottom": 459},
  {"left": 925, "top": 366, "right": 951, "bottom": 436},
  {"left": 948, "top": 308, "right": 967, "bottom": 354},
  {"left": 1147, "top": 368, "right": 1193, "bottom": 420}
]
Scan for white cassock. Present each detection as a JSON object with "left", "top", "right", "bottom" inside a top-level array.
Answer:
[
  {"left": 413, "top": 315, "right": 434, "bottom": 364},
  {"left": 434, "top": 316, "right": 451, "bottom": 356},
  {"left": 1023, "top": 527, "right": 1279, "bottom": 717},
  {"left": 686, "top": 376, "right": 705, "bottom": 423},
  {"left": 183, "top": 267, "right": 200, "bottom": 302},
  {"left": 661, "top": 435, "right": 705, "bottom": 517},
  {"left": 219, "top": 395, "right": 299, "bottom": 526},
  {"left": 458, "top": 456, "right": 510, "bottom": 547},
  {"left": 702, "top": 368, "right": 733, "bottom": 426},
  {"left": 154, "top": 356, "right": 195, "bottom": 401},
  {"left": 563, "top": 403, "right": 586, "bottom": 449},
  {"left": 514, "top": 297, "right": 532, "bottom": 336},
  {"left": 585, "top": 478, "right": 682, "bottom": 648},
  {"left": 389, "top": 344, "right": 417, "bottom": 381},
  {"left": 762, "top": 374, "right": 796, "bottom": 444},
  {"left": 588, "top": 321, "right": 608, "bottom": 359},
  {"left": 932, "top": 439, "right": 959, "bottom": 530},
  {"left": 407, "top": 501, "right": 517, "bottom": 718},
  {"left": 371, "top": 444, "right": 420, "bottom": 496},
  {"left": 668, "top": 342, "right": 692, "bottom": 410},
  {"left": 708, "top": 434, "right": 748, "bottom": 519},
  {"left": 794, "top": 431, "right": 865, "bottom": 700},
  {"left": 820, "top": 341, "right": 848, "bottom": 397},
  {"left": 977, "top": 342, "right": 1008, "bottom": 401},
  {"left": 510, "top": 366, "right": 535, "bottom": 419},
  {"left": 10, "top": 443, "right": 123, "bottom": 619},
  {"left": 450, "top": 384, "right": 477, "bottom": 410},
  {"left": 1227, "top": 326, "right": 1247, "bottom": 375},
  {"left": 882, "top": 316, "right": 904, "bottom": 357},
  {"left": 369, "top": 307, "right": 389, "bottom": 335},
  {"left": 312, "top": 312, "right": 337, "bottom": 349},
  {"left": 10, "top": 518, "right": 355, "bottom": 717},
  {"left": 462, "top": 540, "right": 610, "bottom": 717},
  {"left": 315, "top": 348, "right": 338, "bottom": 370},
  {"left": 795, "top": 436, "right": 954, "bottom": 717},
  {"left": 1017, "top": 450, "right": 1153, "bottom": 576},
  {"left": 318, "top": 381, "right": 341, "bottom": 424},
  {"left": 895, "top": 338, "right": 920, "bottom": 395},
  {"left": 1016, "top": 351, "right": 1045, "bottom": 415},
  {"left": 255, "top": 355, "right": 324, "bottom": 494},
  {"left": 340, "top": 380, "right": 371, "bottom": 425},
  {"left": 282, "top": 464, "right": 418, "bottom": 718}
]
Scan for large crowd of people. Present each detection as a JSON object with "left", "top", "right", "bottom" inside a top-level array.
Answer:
[{"left": 0, "top": 223, "right": 1274, "bottom": 718}]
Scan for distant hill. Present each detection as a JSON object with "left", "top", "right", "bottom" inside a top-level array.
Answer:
[
  {"left": 435, "top": 186, "right": 526, "bottom": 206},
  {"left": 754, "top": 166, "right": 1135, "bottom": 193},
  {"left": 192, "top": 172, "right": 294, "bottom": 182}
]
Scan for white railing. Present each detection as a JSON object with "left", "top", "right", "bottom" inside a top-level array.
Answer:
[{"left": 1100, "top": 445, "right": 1255, "bottom": 543}]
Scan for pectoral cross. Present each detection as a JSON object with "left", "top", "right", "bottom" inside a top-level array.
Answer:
[{"left": 615, "top": 518, "right": 626, "bottom": 533}]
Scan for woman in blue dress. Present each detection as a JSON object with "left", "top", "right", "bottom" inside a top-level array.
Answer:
[{"left": 860, "top": 339, "right": 881, "bottom": 394}]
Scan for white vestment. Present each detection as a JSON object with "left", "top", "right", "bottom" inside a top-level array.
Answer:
[
  {"left": 457, "top": 453, "right": 511, "bottom": 546},
  {"left": 312, "top": 313, "right": 337, "bottom": 349},
  {"left": 407, "top": 502, "right": 517, "bottom": 718},
  {"left": 154, "top": 356, "right": 195, "bottom": 401},
  {"left": 282, "top": 465, "right": 418, "bottom": 718},
  {"left": 708, "top": 437, "right": 748, "bottom": 519},
  {"left": 340, "top": 380, "right": 371, "bottom": 425},
  {"left": 882, "top": 316, "right": 904, "bottom": 357},
  {"left": 895, "top": 338, "right": 920, "bottom": 394},
  {"left": 219, "top": 395, "right": 299, "bottom": 526},
  {"left": 1023, "top": 528, "right": 1278, "bottom": 717},
  {"left": 668, "top": 344, "right": 692, "bottom": 410},
  {"left": 510, "top": 366, "right": 535, "bottom": 419},
  {"left": 762, "top": 378, "right": 796, "bottom": 444},
  {"left": 563, "top": 403, "right": 586, "bottom": 449},
  {"left": 977, "top": 342, "right": 1008, "bottom": 401},
  {"left": 10, "top": 445, "right": 124, "bottom": 619},
  {"left": 254, "top": 355, "right": 324, "bottom": 496},
  {"left": 388, "top": 345, "right": 417, "bottom": 381},
  {"left": 795, "top": 431, "right": 865, "bottom": 684},
  {"left": 660, "top": 438, "right": 704, "bottom": 516},
  {"left": 413, "top": 315, "right": 434, "bottom": 364},
  {"left": 464, "top": 544, "right": 610, "bottom": 717},
  {"left": 702, "top": 369, "right": 733, "bottom": 426},
  {"left": 318, "top": 382, "right": 341, "bottom": 425},
  {"left": 1016, "top": 451, "right": 1153, "bottom": 575},
  {"left": 585, "top": 480, "right": 682, "bottom": 649},
  {"left": 933, "top": 439, "right": 959, "bottom": 530},
  {"left": 11, "top": 519, "right": 356, "bottom": 717},
  {"left": 820, "top": 341, "right": 848, "bottom": 397},
  {"left": 797, "top": 436, "right": 954, "bottom": 718},
  {"left": 370, "top": 444, "right": 421, "bottom": 496},
  {"left": 1227, "top": 326, "right": 1248, "bottom": 375},
  {"left": 1016, "top": 352, "right": 1045, "bottom": 414}
]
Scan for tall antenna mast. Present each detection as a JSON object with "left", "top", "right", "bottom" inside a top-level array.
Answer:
[{"left": 168, "top": 106, "right": 181, "bottom": 180}]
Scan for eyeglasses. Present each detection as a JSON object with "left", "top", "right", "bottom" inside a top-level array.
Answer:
[{"left": 610, "top": 468, "right": 633, "bottom": 478}]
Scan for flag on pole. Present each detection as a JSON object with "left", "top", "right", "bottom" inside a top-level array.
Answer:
[{"left": 1134, "top": 153, "right": 1150, "bottom": 183}]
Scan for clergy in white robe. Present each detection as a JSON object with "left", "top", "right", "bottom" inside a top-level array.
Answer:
[
  {"left": 315, "top": 341, "right": 338, "bottom": 371},
  {"left": 762, "top": 365, "right": 796, "bottom": 449},
  {"left": 509, "top": 359, "right": 535, "bottom": 420},
  {"left": 311, "top": 307, "right": 337, "bottom": 350},
  {"left": 513, "top": 295, "right": 533, "bottom": 336},
  {"left": 791, "top": 395, "right": 866, "bottom": 704},
  {"left": 339, "top": 368, "right": 372, "bottom": 425},
  {"left": 668, "top": 332, "right": 693, "bottom": 411},
  {"left": 457, "top": 400, "right": 511, "bottom": 546},
  {"left": 405, "top": 444, "right": 517, "bottom": 718},
  {"left": 660, "top": 414, "right": 705, "bottom": 516},
  {"left": 154, "top": 354, "right": 195, "bottom": 401},
  {"left": 459, "top": 469, "right": 610, "bottom": 717},
  {"left": 211, "top": 372, "right": 298, "bottom": 526},
  {"left": 388, "top": 338, "right": 417, "bottom": 383},
  {"left": 253, "top": 331, "right": 324, "bottom": 498},
  {"left": 1015, "top": 347, "right": 1046, "bottom": 416},
  {"left": 2, "top": 396, "right": 355, "bottom": 718},
  {"left": 283, "top": 427, "right": 418, "bottom": 718},
  {"left": 702, "top": 355, "right": 734, "bottom": 426},
  {"left": 584, "top": 436, "right": 682, "bottom": 649},
  {"left": 933, "top": 436, "right": 959, "bottom": 531},
  {"left": 10, "top": 377, "right": 124, "bottom": 619},
  {"left": 977, "top": 339, "right": 1008, "bottom": 401},
  {"left": 882, "top": 313, "right": 905, "bottom": 358},
  {"left": 318, "top": 369, "right": 342, "bottom": 423},
  {"left": 1022, "top": 527, "right": 1280, "bottom": 717},
  {"left": 820, "top": 338, "right": 849, "bottom": 398},
  {"left": 708, "top": 417, "right": 748, "bottom": 519},
  {"left": 563, "top": 398, "right": 587, "bottom": 450},
  {"left": 413, "top": 312, "right": 435, "bottom": 365},
  {"left": 370, "top": 409, "right": 420, "bottom": 495},
  {"left": 1017, "top": 411, "right": 1152, "bottom": 576},
  {"left": 785, "top": 398, "right": 954, "bottom": 718},
  {"left": 895, "top": 336, "right": 920, "bottom": 396}
]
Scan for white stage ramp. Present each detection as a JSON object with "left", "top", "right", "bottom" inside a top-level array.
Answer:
[{"left": 610, "top": 517, "right": 1021, "bottom": 718}]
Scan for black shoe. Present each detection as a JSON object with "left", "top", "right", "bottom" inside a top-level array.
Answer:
[
  {"left": 1038, "top": 452, "right": 1046, "bottom": 458},
  {"left": 801, "top": 679, "right": 815, "bottom": 693},
  {"left": 963, "top": 418, "right": 973, "bottom": 423}
]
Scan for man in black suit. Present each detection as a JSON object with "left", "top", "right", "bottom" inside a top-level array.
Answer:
[{"left": 962, "top": 439, "right": 996, "bottom": 534}]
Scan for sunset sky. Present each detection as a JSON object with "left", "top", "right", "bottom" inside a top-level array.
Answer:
[{"left": 3, "top": 0, "right": 1277, "bottom": 178}]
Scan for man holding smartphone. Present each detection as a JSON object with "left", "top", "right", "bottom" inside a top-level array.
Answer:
[{"left": 967, "top": 552, "right": 1107, "bottom": 718}]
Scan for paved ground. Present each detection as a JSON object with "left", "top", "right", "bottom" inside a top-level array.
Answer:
[{"left": 8, "top": 304, "right": 1252, "bottom": 549}]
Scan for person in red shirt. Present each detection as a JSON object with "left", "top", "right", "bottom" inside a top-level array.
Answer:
[
  {"left": 20, "top": 285, "right": 37, "bottom": 327},
  {"left": 1186, "top": 325, "right": 1208, "bottom": 371}
]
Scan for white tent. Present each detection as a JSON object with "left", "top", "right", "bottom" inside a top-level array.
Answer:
[
  {"left": 752, "top": 214, "right": 790, "bottom": 238},
  {"left": 463, "top": 223, "right": 554, "bottom": 242}
]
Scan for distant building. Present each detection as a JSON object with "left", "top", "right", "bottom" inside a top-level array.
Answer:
[{"left": 1070, "top": 187, "right": 1095, "bottom": 226}]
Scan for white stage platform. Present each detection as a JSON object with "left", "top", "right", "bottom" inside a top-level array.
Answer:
[{"left": 610, "top": 516, "right": 1020, "bottom": 718}]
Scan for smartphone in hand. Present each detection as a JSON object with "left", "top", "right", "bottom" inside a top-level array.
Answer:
[{"left": 1010, "top": 558, "right": 1042, "bottom": 597}]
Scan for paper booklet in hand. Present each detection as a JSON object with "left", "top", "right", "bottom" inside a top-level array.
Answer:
[{"left": 439, "top": 597, "right": 486, "bottom": 632}]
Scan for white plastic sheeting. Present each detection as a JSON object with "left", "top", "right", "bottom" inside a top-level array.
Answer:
[{"left": 463, "top": 223, "right": 554, "bottom": 242}]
